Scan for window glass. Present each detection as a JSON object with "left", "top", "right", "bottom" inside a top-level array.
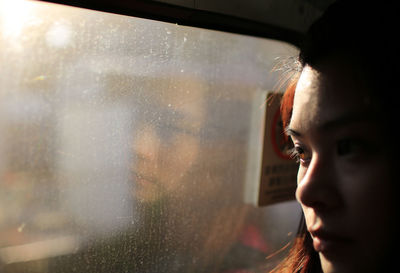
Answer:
[{"left": 0, "top": 0, "right": 301, "bottom": 272}]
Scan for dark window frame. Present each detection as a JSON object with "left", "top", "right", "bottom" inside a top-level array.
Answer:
[{"left": 38, "top": 0, "right": 303, "bottom": 46}]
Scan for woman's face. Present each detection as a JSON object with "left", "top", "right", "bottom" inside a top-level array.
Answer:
[
  {"left": 288, "top": 64, "right": 396, "bottom": 273},
  {"left": 131, "top": 85, "right": 205, "bottom": 203}
]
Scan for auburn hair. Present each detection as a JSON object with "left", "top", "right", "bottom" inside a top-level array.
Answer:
[{"left": 280, "top": 79, "right": 297, "bottom": 134}]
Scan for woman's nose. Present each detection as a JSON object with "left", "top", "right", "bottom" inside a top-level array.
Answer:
[
  {"left": 133, "top": 126, "right": 160, "bottom": 162},
  {"left": 295, "top": 154, "right": 342, "bottom": 212}
]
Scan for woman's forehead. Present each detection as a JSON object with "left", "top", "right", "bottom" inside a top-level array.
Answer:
[
  {"left": 290, "top": 66, "right": 322, "bottom": 129},
  {"left": 290, "top": 64, "right": 373, "bottom": 134}
]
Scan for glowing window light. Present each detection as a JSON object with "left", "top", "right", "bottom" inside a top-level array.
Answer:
[{"left": 0, "top": 0, "right": 38, "bottom": 39}]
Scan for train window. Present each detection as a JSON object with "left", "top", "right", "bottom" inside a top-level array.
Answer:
[{"left": 0, "top": 0, "right": 301, "bottom": 272}]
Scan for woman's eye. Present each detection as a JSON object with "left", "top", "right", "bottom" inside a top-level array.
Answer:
[
  {"left": 290, "top": 146, "right": 311, "bottom": 165},
  {"left": 336, "top": 139, "right": 363, "bottom": 156}
]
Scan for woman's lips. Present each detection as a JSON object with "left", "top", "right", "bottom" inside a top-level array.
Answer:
[{"left": 310, "top": 230, "right": 353, "bottom": 253}]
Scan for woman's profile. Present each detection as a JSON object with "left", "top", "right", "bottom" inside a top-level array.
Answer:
[{"left": 273, "top": 1, "right": 399, "bottom": 272}]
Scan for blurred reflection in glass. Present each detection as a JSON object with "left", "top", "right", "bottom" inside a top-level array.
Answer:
[
  {"left": 125, "top": 77, "right": 271, "bottom": 273},
  {"left": 0, "top": 0, "right": 301, "bottom": 272},
  {"left": 131, "top": 78, "right": 205, "bottom": 204}
]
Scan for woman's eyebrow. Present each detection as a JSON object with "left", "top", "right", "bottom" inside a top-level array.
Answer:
[
  {"left": 317, "top": 112, "right": 375, "bottom": 132},
  {"left": 284, "top": 112, "right": 375, "bottom": 138},
  {"left": 285, "top": 127, "right": 301, "bottom": 137}
]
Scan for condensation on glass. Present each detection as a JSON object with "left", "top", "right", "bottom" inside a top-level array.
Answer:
[{"left": 0, "top": 0, "right": 301, "bottom": 272}]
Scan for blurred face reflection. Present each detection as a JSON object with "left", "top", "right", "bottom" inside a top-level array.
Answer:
[{"left": 131, "top": 82, "right": 205, "bottom": 203}]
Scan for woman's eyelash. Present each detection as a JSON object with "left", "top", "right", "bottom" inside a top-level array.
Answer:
[{"left": 288, "top": 147, "right": 303, "bottom": 163}]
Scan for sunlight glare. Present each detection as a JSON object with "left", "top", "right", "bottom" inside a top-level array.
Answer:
[{"left": 0, "top": 0, "right": 37, "bottom": 39}]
